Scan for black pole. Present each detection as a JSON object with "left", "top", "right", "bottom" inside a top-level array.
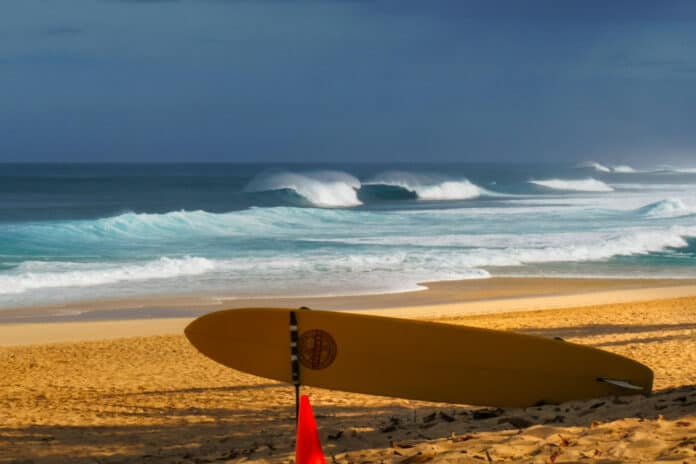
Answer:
[
  {"left": 290, "top": 311, "right": 300, "bottom": 424},
  {"left": 295, "top": 384, "right": 301, "bottom": 421}
]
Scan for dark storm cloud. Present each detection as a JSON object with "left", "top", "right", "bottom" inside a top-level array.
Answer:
[{"left": 1, "top": 0, "right": 696, "bottom": 164}]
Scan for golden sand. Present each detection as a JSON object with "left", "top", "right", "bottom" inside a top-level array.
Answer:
[{"left": 0, "top": 281, "right": 695, "bottom": 463}]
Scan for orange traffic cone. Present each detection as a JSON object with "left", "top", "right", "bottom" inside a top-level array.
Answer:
[{"left": 296, "top": 395, "right": 326, "bottom": 464}]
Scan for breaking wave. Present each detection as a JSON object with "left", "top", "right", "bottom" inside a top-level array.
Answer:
[
  {"left": 581, "top": 161, "right": 612, "bottom": 173},
  {"left": 612, "top": 165, "right": 637, "bottom": 173},
  {"left": 529, "top": 178, "right": 614, "bottom": 192},
  {"left": 3, "top": 206, "right": 696, "bottom": 303},
  {"left": 245, "top": 170, "right": 362, "bottom": 208},
  {"left": 365, "top": 171, "right": 485, "bottom": 200},
  {"left": 1, "top": 207, "right": 379, "bottom": 246},
  {"left": 580, "top": 162, "right": 642, "bottom": 174},
  {"left": 636, "top": 198, "right": 696, "bottom": 219},
  {"left": 3, "top": 225, "right": 695, "bottom": 297}
]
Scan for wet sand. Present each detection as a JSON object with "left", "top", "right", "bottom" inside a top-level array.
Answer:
[
  {"left": 2, "top": 277, "right": 696, "bottom": 324},
  {"left": 0, "top": 279, "right": 695, "bottom": 463}
]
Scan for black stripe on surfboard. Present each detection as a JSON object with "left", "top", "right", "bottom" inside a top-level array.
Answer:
[{"left": 290, "top": 311, "right": 300, "bottom": 386}]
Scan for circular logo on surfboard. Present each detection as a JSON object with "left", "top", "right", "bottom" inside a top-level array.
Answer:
[{"left": 298, "top": 329, "right": 337, "bottom": 370}]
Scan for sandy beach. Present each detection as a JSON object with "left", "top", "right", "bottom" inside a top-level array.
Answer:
[{"left": 1, "top": 278, "right": 695, "bottom": 463}]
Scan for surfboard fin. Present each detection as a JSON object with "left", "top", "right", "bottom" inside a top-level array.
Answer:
[{"left": 597, "top": 378, "right": 644, "bottom": 391}]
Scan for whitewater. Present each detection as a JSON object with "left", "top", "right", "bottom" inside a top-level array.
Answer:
[{"left": 1, "top": 162, "right": 696, "bottom": 310}]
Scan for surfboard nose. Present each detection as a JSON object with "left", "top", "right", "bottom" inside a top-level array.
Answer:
[
  {"left": 184, "top": 313, "right": 226, "bottom": 361},
  {"left": 184, "top": 315, "right": 208, "bottom": 349},
  {"left": 184, "top": 320, "right": 195, "bottom": 340}
]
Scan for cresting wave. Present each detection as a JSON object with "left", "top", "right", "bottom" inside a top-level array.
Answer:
[
  {"left": 245, "top": 170, "right": 363, "bottom": 207},
  {"left": 5, "top": 210, "right": 244, "bottom": 243},
  {"left": 365, "top": 171, "right": 486, "bottom": 200},
  {"left": 7, "top": 197, "right": 696, "bottom": 248},
  {"left": 0, "top": 257, "right": 216, "bottom": 295},
  {"left": 245, "top": 170, "right": 491, "bottom": 206},
  {"left": 581, "top": 161, "right": 611, "bottom": 173},
  {"left": 2, "top": 207, "right": 375, "bottom": 244},
  {"left": 529, "top": 178, "right": 614, "bottom": 192},
  {"left": 243, "top": 168, "right": 696, "bottom": 207},
  {"left": 636, "top": 198, "right": 696, "bottom": 219},
  {"left": 580, "top": 161, "right": 637, "bottom": 173},
  {"left": 582, "top": 162, "right": 696, "bottom": 175}
]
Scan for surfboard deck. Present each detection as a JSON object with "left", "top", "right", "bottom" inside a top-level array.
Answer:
[{"left": 185, "top": 308, "right": 653, "bottom": 407}]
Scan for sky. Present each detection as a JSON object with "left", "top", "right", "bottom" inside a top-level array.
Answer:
[{"left": 1, "top": 1, "right": 696, "bottom": 164}]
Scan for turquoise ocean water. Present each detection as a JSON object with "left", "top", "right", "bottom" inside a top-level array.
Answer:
[{"left": 2, "top": 162, "right": 696, "bottom": 310}]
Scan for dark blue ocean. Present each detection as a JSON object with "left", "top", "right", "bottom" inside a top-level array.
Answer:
[{"left": 2, "top": 162, "right": 696, "bottom": 310}]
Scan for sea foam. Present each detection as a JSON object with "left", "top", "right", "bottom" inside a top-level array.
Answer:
[
  {"left": 529, "top": 178, "right": 614, "bottom": 192},
  {"left": 0, "top": 257, "right": 216, "bottom": 295},
  {"left": 659, "top": 166, "right": 696, "bottom": 174},
  {"left": 612, "top": 165, "right": 637, "bottom": 173},
  {"left": 308, "top": 227, "right": 693, "bottom": 263}
]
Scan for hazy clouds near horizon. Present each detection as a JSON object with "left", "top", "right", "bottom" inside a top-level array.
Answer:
[{"left": 1, "top": 1, "right": 696, "bottom": 165}]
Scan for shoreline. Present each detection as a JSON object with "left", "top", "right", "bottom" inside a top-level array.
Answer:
[
  {"left": 2, "top": 276, "right": 696, "bottom": 346},
  {"left": 3, "top": 276, "right": 696, "bottom": 320}
]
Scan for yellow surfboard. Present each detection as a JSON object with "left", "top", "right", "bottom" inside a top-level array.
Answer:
[{"left": 185, "top": 308, "right": 653, "bottom": 407}]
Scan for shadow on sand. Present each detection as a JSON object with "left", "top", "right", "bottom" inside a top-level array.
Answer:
[
  {"left": 2, "top": 383, "right": 694, "bottom": 464},
  {"left": 514, "top": 322, "right": 696, "bottom": 340}
]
